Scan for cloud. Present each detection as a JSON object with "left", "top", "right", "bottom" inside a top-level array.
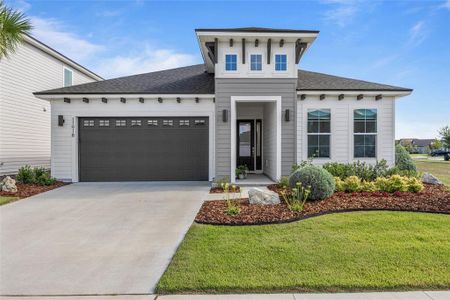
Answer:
[
  {"left": 95, "top": 46, "right": 198, "bottom": 78},
  {"left": 408, "top": 20, "right": 428, "bottom": 46},
  {"left": 322, "top": 0, "right": 359, "bottom": 27},
  {"left": 6, "top": 0, "right": 31, "bottom": 12},
  {"left": 441, "top": 0, "right": 450, "bottom": 9},
  {"left": 30, "top": 16, "right": 103, "bottom": 62},
  {"left": 96, "top": 10, "right": 121, "bottom": 17}
]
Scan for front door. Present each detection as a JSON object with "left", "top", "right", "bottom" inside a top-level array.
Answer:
[{"left": 237, "top": 120, "right": 262, "bottom": 172}]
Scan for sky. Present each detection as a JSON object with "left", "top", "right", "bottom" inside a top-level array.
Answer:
[{"left": 6, "top": 0, "right": 450, "bottom": 139}]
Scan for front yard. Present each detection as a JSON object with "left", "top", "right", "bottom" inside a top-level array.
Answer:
[
  {"left": 157, "top": 211, "right": 450, "bottom": 294},
  {"left": 415, "top": 160, "right": 450, "bottom": 187}
]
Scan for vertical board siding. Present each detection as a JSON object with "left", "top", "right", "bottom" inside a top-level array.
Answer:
[
  {"left": 0, "top": 41, "right": 97, "bottom": 175},
  {"left": 263, "top": 102, "right": 277, "bottom": 179},
  {"left": 296, "top": 95, "right": 395, "bottom": 166},
  {"left": 215, "top": 78, "right": 297, "bottom": 179}
]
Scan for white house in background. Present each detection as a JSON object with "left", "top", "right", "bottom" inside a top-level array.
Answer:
[
  {"left": 34, "top": 27, "right": 412, "bottom": 183},
  {"left": 0, "top": 34, "right": 102, "bottom": 175}
]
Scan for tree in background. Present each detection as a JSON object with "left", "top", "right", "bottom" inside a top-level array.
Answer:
[
  {"left": 0, "top": 0, "right": 32, "bottom": 59},
  {"left": 438, "top": 126, "right": 450, "bottom": 149},
  {"left": 430, "top": 139, "right": 443, "bottom": 151}
]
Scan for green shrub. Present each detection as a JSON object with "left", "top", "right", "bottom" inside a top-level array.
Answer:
[
  {"left": 395, "top": 144, "right": 417, "bottom": 172},
  {"left": 323, "top": 160, "right": 390, "bottom": 181},
  {"left": 289, "top": 166, "right": 335, "bottom": 200},
  {"left": 345, "top": 176, "right": 361, "bottom": 192},
  {"left": 17, "top": 165, "right": 35, "bottom": 184},
  {"left": 360, "top": 180, "right": 377, "bottom": 192},
  {"left": 405, "top": 177, "right": 424, "bottom": 193},
  {"left": 277, "top": 176, "right": 289, "bottom": 189},
  {"left": 280, "top": 182, "right": 311, "bottom": 212},
  {"left": 291, "top": 158, "right": 313, "bottom": 173},
  {"left": 35, "top": 172, "right": 57, "bottom": 186},
  {"left": 334, "top": 177, "right": 345, "bottom": 192}
]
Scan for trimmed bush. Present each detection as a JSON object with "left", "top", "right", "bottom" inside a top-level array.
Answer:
[
  {"left": 405, "top": 177, "right": 424, "bottom": 193},
  {"left": 345, "top": 176, "right": 361, "bottom": 193},
  {"left": 16, "top": 165, "right": 56, "bottom": 186},
  {"left": 334, "top": 177, "right": 345, "bottom": 192},
  {"left": 289, "top": 166, "right": 335, "bottom": 200},
  {"left": 323, "top": 160, "right": 390, "bottom": 182},
  {"left": 395, "top": 144, "right": 417, "bottom": 172},
  {"left": 17, "top": 165, "right": 35, "bottom": 184}
]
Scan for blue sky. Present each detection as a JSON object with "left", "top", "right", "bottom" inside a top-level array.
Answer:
[{"left": 7, "top": 0, "right": 450, "bottom": 139}]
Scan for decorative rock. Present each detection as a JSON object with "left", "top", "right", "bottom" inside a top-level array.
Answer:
[
  {"left": 0, "top": 176, "right": 18, "bottom": 193},
  {"left": 421, "top": 172, "right": 442, "bottom": 185},
  {"left": 248, "top": 188, "right": 280, "bottom": 205}
]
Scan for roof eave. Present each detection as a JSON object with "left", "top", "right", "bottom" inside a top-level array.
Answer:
[{"left": 297, "top": 89, "right": 413, "bottom": 97}]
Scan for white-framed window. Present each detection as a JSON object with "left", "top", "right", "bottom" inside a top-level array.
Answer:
[
  {"left": 250, "top": 54, "right": 262, "bottom": 71},
  {"left": 63, "top": 67, "right": 73, "bottom": 87},
  {"left": 354, "top": 109, "right": 377, "bottom": 158},
  {"left": 83, "top": 120, "right": 94, "bottom": 127},
  {"left": 194, "top": 119, "right": 206, "bottom": 126},
  {"left": 99, "top": 120, "right": 109, "bottom": 127},
  {"left": 131, "top": 120, "right": 142, "bottom": 126},
  {"left": 275, "top": 54, "right": 287, "bottom": 71},
  {"left": 307, "top": 109, "right": 331, "bottom": 158},
  {"left": 115, "top": 120, "right": 126, "bottom": 127},
  {"left": 225, "top": 54, "right": 237, "bottom": 71}
]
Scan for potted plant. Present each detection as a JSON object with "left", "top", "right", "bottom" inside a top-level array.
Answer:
[{"left": 236, "top": 165, "right": 248, "bottom": 180}]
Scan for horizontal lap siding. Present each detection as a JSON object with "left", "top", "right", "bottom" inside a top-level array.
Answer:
[
  {"left": 297, "top": 95, "right": 395, "bottom": 166},
  {"left": 215, "top": 78, "right": 297, "bottom": 178},
  {"left": 0, "top": 42, "right": 96, "bottom": 175}
]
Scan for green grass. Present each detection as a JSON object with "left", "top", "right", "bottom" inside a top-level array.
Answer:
[
  {"left": 416, "top": 160, "right": 450, "bottom": 186},
  {"left": 0, "top": 196, "right": 19, "bottom": 206},
  {"left": 157, "top": 211, "right": 450, "bottom": 294}
]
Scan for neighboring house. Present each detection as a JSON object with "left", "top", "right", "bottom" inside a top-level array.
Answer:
[
  {"left": 0, "top": 34, "right": 102, "bottom": 175},
  {"left": 34, "top": 27, "right": 412, "bottom": 183},
  {"left": 397, "top": 138, "right": 435, "bottom": 154}
]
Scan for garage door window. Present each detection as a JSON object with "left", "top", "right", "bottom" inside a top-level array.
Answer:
[
  {"left": 83, "top": 120, "right": 94, "bottom": 127},
  {"left": 116, "top": 120, "right": 126, "bottom": 127},
  {"left": 195, "top": 119, "right": 206, "bottom": 126},
  {"left": 163, "top": 120, "right": 173, "bottom": 126},
  {"left": 131, "top": 120, "right": 142, "bottom": 126},
  {"left": 99, "top": 120, "right": 109, "bottom": 127},
  {"left": 148, "top": 120, "right": 158, "bottom": 126},
  {"left": 179, "top": 120, "right": 190, "bottom": 126}
]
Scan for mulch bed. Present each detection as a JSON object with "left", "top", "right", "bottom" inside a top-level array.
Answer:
[
  {"left": 210, "top": 186, "right": 241, "bottom": 193},
  {"left": 196, "top": 184, "right": 450, "bottom": 225},
  {"left": 0, "top": 182, "right": 67, "bottom": 199}
]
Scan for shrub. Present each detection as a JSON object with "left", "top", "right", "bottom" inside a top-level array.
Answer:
[
  {"left": 291, "top": 158, "right": 313, "bottom": 173},
  {"left": 280, "top": 182, "right": 311, "bottom": 212},
  {"left": 35, "top": 172, "right": 57, "bottom": 186},
  {"left": 387, "top": 175, "right": 408, "bottom": 193},
  {"left": 360, "top": 180, "right": 377, "bottom": 192},
  {"left": 395, "top": 144, "right": 417, "bottom": 172},
  {"left": 277, "top": 176, "right": 289, "bottom": 189},
  {"left": 289, "top": 166, "right": 335, "bottom": 200},
  {"left": 334, "top": 177, "right": 345, "bottom": 192},
  {"left": 345, "top": 176, "right": 361, "bottom": 193},
  {"left": 374, "top": 177, "right": 390, "bottom": 192},
  {"left": 323, "top": 160, "right": 390, "bottom": 182},
  {"left": 17, "top": 165, "right": 35, "bottom": 184},
  {"left": 405, "top": 177, "right": 424, "bottom": 193}
]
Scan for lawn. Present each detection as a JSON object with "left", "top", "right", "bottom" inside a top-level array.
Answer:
[
  {"left": 0, "top": 196, "right": 19, "bottom": 206},
  {"left": 157, "top": 211, "right": 450, "bottom": 294},
  {"left": 416, "top": 160, "right": 450, "bottom": 186}
]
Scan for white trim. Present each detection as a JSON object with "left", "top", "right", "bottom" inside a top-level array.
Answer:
[
  {"left": 36, "top": 94, "right": 216, "bottom": 101},
  {"left": 297, "top": 90, "right": 412, "bottom": 97},
  {"left": 196, "top": 31, "right": 319, "bottom": 39},
  {"left": 231, "top": 96, "right": 281, "bottom": 183},
  {"left": 63, "top": 66, "right": 74, "bottom": 87},
  {"left": 248, "top": 53, "right": 263, "bottom": 72}
]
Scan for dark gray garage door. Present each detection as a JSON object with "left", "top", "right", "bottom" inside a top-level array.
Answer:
[{"left": 78, "top": 117, "right": 209, "bottom": 181}]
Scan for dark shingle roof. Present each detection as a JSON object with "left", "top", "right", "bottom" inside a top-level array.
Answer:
[
  {"left": 297, "top": 70, "right": 412, "bottom": 92},
  {"left": 195, "top": 27, "right": 319, "bottom": 34},
  {"left": 34, "top": 64, "right": 412, "bottom": 95},
  {"left": 35, "top": 64, "right": 214, "bottom": 95}
]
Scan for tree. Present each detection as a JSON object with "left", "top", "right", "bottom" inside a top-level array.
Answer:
[
  {"left": 430, "top": 139, "right": 443, "bottom": 151},
  {"left": 438, "top": 125, "right": 450, "bottom": 149},
  {"left": 0, "top": 1, "right": 32, "bottom": 59}
]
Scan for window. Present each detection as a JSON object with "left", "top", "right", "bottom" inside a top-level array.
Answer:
[
  {"left": 179, "top": 120, "right": 190, "bottom": 126},
  {"left": 147, "top": 120, "right": 158, "bottom": 126},
  {"left": 194, "top": 119, "right": 206, "bottom": 126},
  {"left": 131, "top": 120, "right": 141, "bottom": 126},
  {"left": 225, "top": 54, "right": 237, "bottom": 71},
  {"left": 275, "top": 54, "right": 287, "bottom": 71},
  {"left": 307, "top": 109, "right": 331, "bottom": 158},
  {"left": 115, "top": 120, "right": 126, "bottom": 127},
  {"left": 250, "top": 54, "right": 262, "bottom": 71},
  {"left": 354, "top": 109, "right": 377, "bottom": 158},
  {"left": 83, "top": 120, "right": 94, "bottom": 127},
  {"left": 163, "top": 119, "right": 173, "bottom": 126},
  {"left": 63, "top": 67, "right": 73, "bottom": 87},
  {"left": 99, "top": 120, "right": 109, "bottom": 127}
]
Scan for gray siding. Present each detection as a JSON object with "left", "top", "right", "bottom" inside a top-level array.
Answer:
[{"left": 215, "top": 78, "right": 297, "bottom": 179}]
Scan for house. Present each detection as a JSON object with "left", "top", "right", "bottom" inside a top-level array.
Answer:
[
  {"left": 397, "top": 138, "right": 435, "bottom": 154},
  {"left": 34, "top": 27, "right": 412, "bottom": 183},
  {"left": 0, "top": 34, "right": 102, "bottom": 175}
]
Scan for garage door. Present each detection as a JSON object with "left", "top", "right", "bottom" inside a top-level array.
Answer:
[{"left": 78, "top": 117, "right": 209, "bottom": 181}]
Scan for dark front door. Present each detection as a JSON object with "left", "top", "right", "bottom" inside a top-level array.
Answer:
[
  {"left": 237, "top": 120, "right": 255, "bottom": 171},
  {"left": 78, "top": 117, "right": 209, "bottom": 181}
]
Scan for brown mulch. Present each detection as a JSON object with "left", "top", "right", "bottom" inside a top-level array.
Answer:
[
  {"left": 196, "top": 184, "right": 450, "bottom": 225},
  {"left": 210, "top": 186, "right": 241, "bottom": 193},
  {"left": 0, "top": 182, "right": 67, "bottom": 199}
]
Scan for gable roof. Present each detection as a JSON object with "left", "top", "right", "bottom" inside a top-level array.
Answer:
[
  {"left": 24, "top": 34, "right": 103, "bottom": 81},
  {"left": 297, "top": 70, "right": 412, "bottom": 92},
  {"left": 195, "top": 27, "right": 320, "bottom": 34},
  {"left": 34, "top": 64, "right": 412, "bottom": 95}
]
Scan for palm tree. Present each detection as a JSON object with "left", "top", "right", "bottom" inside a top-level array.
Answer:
[{"left": 0, "top": 0, "right": 32, "bottom": 59}]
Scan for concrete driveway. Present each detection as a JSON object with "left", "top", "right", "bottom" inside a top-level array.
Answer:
[{"left": 0, "top": 182, "right": 208, "bottom": 296}]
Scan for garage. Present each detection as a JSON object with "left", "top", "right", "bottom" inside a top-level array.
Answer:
[{"left": 78, "top": 117, "right": 209, "bottom": 181}]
